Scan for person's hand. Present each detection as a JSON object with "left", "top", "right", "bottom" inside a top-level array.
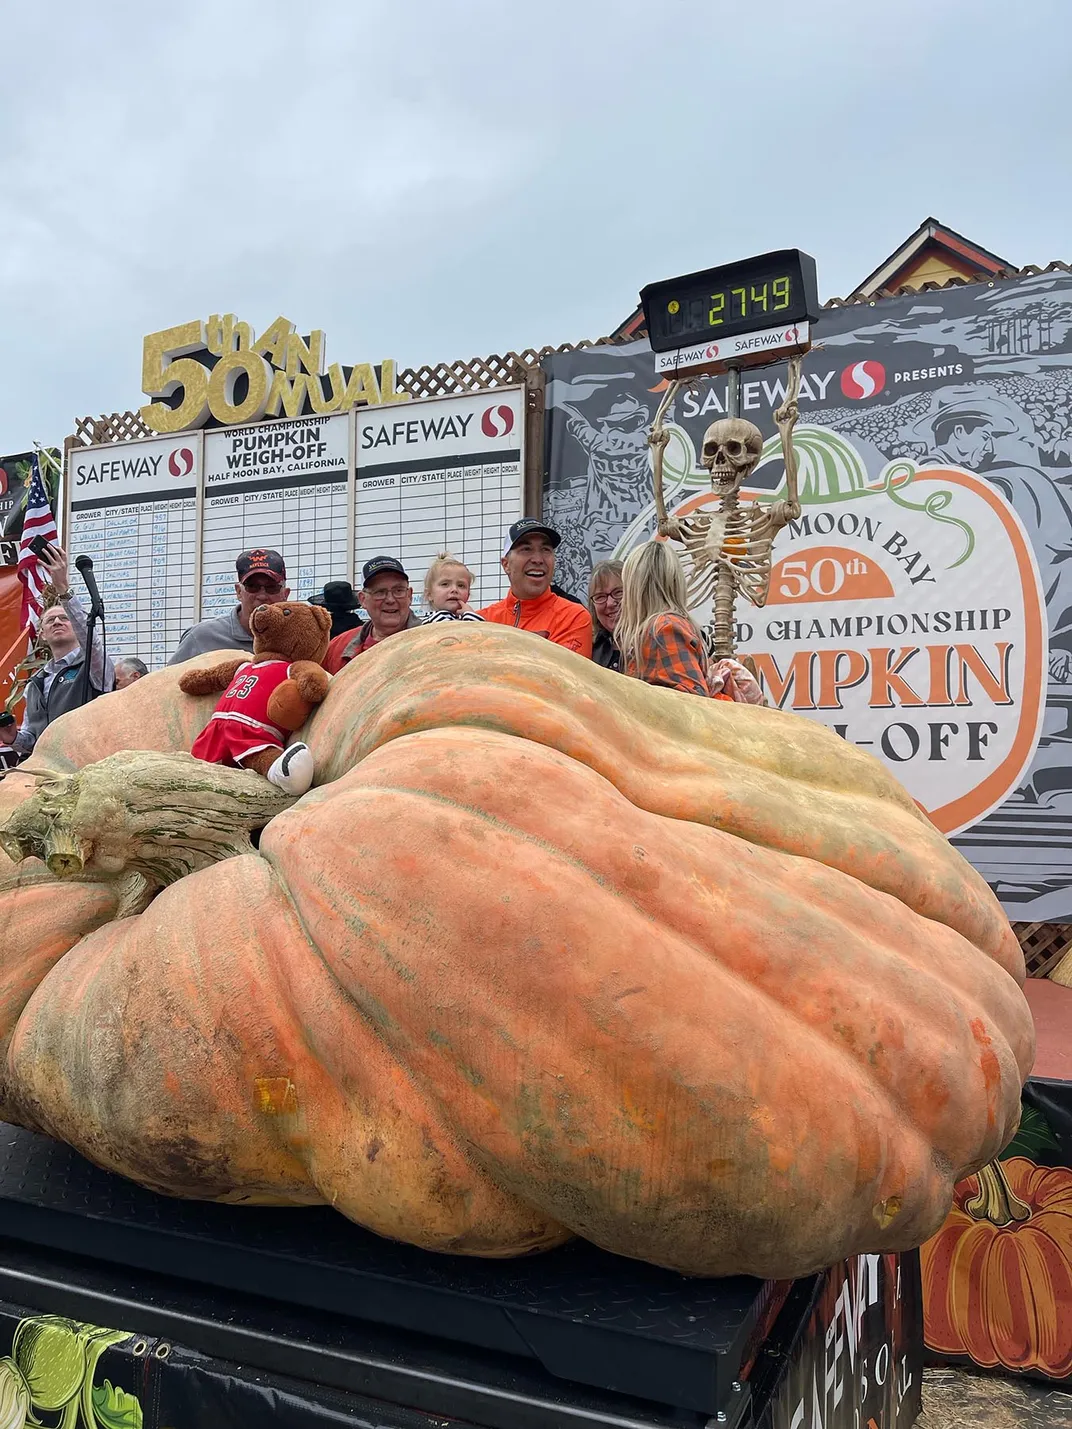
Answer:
[
  {"left": 710, "top": 658, "right": 766, "bottom": 705},
  {"left": 40, "top": 542, "right": 69, "bottom": 594}
]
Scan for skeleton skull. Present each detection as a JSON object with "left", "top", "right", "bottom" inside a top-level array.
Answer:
[{"left": 701, "top": 418, "right": 763, "bottom": 493}]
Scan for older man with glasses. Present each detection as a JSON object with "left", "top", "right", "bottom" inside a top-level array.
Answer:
[{"left": 323, "top": 556, "right": 422, "bottom": 674}]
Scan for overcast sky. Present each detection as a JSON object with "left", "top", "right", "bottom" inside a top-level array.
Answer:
[{"left": 2, "top": 0, "right": 1070, "bottom": 450}]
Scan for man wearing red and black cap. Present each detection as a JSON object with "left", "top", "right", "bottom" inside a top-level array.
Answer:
[
  {"left": 480, "top": 519, "right": 592, "bottom": 657},
  {"left": 323, "top": 556, "right": 423, "bottom": 674},
  {"left": 169, "top": 549, "right": 291, "bottom": 664}
]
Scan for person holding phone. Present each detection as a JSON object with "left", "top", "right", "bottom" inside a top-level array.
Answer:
[{"left": 13, "top": 543, "right": 114, "bottom": 758}]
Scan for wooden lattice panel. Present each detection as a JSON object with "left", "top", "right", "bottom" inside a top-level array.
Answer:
[
  {"left": 397, "top": 353, "right": 533, "bottom": 399},
  {"left": 71, "top": 411, "right": 151, "bottom": 448},
  {"left": 395, "top": 337, "right": 630, "bottom": 400},
  {"left": 1013, "top": 921, "right": 1072, "bottom": 979}
]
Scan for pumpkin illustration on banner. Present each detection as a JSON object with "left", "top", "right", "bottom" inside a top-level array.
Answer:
[
  {"left": 0, "top": 625, "right": 1037, "bottom": 1279},
  {"left": 921, "top": 1103, "right": 1072, "bottom": 1379},
  {"left": 0, "top": 1313, "right": 143, "bottom": 1429}
]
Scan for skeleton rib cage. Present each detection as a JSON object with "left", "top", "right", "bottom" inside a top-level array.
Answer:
[{"left": 649, "top": 354, "right": 804, "bottom": 660}]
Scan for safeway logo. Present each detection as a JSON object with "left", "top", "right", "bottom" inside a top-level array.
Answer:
[
  {"left": 481, "top": 404, "right": 515, "bottom": 439},
  {"left": 168, "top": 446, "right": 194, "bottom": 478},
  {"left": 840, "top": 360, "right": 886, "bottom": 401}
]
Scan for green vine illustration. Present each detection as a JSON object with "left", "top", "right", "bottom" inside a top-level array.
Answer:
[
  {"left": 0, "top": 1317, "right": 142, "bottom": 1429},
  {"left": 882, "top": 460, "right": 975, "bottom": 568}
]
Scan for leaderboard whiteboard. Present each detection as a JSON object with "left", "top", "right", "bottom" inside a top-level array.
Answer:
[
  {"left": 355, "top": 390, "right": 524, "bottom": 606},
  {"left": 67, "top": 434, "right": 200, "bottom": 668},
  {"left": 201, "top": 414, "right": 350, "bottom": 619},
  {"left": 64, "top": 389, "right": 525, "bottom": 669}
]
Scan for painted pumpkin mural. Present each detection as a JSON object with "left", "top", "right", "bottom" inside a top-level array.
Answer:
[
  {"left": 0, "top": 624, "right": 1036, "bottom": 1279},
  {"left": 921, "top": 1152, "right": 1072, "bottom": 1380}
]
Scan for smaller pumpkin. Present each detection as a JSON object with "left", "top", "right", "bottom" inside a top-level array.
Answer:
[{"left": 921, "top": 1155, "right": 1072, "bottom": 1380}]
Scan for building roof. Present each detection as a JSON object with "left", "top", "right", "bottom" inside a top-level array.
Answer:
[
  {"left": 848, "top": 216, "right": 1012, "bottom": 299},
  {"left": 611, "top": 220, "right": 1069, "bottom": 336}
]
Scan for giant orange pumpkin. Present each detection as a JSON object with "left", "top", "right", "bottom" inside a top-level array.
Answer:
[
  {"left": 921, "top": 1156, "right": 1072, "bottom": 1378},
  {"left": 0, "top": 624, "right": 1035, "bottom": 1277}
]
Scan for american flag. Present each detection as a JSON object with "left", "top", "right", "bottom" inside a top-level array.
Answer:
[{"left": 16, "top": 453, "right": 59, "bottom": 633}]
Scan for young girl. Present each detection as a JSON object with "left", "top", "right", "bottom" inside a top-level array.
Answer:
[
  {"left": 615, "top": 541, "right": 764, "bottom": 703},
  {"left": 421, "top": 553, "right": 486, "bottom": 624}
]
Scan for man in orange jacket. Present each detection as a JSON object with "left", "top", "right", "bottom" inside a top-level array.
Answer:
[{"left": 479, "top": 519, "right": 592, "bottom": 658}]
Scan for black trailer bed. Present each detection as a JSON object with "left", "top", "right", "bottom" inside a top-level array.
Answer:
[{"left": 0, "top": 1122, "right": 777, "bottom": 1425}]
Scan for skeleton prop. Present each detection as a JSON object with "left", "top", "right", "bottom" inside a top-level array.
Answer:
[{"left": 649, "top": 354, "right": 803, "bottom": 660}]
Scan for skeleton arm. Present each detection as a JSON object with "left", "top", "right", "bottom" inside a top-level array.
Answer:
[
  {"left": 648, "top": 379, "right": 682, "bottom": 538},
  {"left": 772, "top": 352, "right": 803, "bottom": 525}
]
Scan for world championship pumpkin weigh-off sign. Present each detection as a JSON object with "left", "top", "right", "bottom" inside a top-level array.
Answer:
[
  {"left": 545, "top": 267, "right": 1072, "bottom": 920},
  {"left": 690, "top": 444, "right": 1045, "bottom": 838}
]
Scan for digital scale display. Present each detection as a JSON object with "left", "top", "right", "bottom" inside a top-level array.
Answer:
[{"left": 641, "top": 250, "right": 819, "bottom": 353}]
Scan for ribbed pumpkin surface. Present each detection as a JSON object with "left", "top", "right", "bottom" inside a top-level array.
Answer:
[{"left": 0, "top": 624, "right": 1034, "bottom": 1276}]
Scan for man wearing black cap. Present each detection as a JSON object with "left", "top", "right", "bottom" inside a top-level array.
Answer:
[
  {"left": 311, "top": 581, "right": 366, "bottom": 640},
  {"left": 323, "top": 556, "right": 422, "bottom": 674},
  {"left": 168, "top": 549, "right": 290, "bottom": 664},
  {"left": 480, "top": 519, "right": 592, "bottom": 657}
]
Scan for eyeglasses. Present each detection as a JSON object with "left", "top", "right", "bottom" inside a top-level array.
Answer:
[
  {"left": 365, "top": 586, "right": 410, "bottom": 602},
  {"left": 242, "top": 580, "right": 282, "bottom": 594},
  {"left": 593, "top": 589, "right": 624, "bottom": 606}
]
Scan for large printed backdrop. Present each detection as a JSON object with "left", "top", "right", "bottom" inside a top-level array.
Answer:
[{"left": 544, "top": 272, "right": 1072, "bottom": 920}]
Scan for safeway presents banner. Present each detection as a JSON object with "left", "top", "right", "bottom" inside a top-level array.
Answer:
[{"left": 544, "top": 272, "right": 1072, "bottom": 919}]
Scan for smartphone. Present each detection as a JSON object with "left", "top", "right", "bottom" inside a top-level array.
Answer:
[{"left": 28, "top": 535, "right": 55, "bottom": 560}]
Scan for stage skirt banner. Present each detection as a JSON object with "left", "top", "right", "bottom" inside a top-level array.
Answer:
[
  {"left": 544, "top": 271, "right": 1072, "bottom": 919},
  {"left": 0, "top": 1252, "right": 922, "bottom": 1429},
  {"left": 756, "top": 1252, "right": 923, "bottom": 1429}
]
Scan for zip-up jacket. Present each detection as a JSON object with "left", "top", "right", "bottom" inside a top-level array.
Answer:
[{"left": 478, "top": 587, "right": 592, "bottom": 658}]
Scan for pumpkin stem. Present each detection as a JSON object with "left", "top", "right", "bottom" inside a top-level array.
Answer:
[
  {"left": 1, "top": 751, "right": 296, "bottom": 893},
  {"left": 962, "top": 1160, "right": 1031, "bottom": 1226},
  {"left": 44, "top": 825, "right": 87, "bottom": 877}
]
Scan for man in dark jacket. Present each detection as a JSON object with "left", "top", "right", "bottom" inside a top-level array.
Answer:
[
  {"left": 0, "top": 713, "right": 20, "bottom": 773},
  {"left": 311, "top": 581, "right": 367, "bottom": 639},
  {"left": 14, "top": 545, "right": 114, "bottom": 758},
  {"left": 323, "top": 558, "right": 422, "bottom": 673}
]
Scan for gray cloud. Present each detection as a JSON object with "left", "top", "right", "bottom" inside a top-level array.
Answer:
[{"left": 2, "top": 0, "right": 1070, "bottom": 449}]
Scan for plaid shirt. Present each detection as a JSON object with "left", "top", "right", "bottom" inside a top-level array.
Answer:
[{"left": 626, "top": 614, "right": 712, "bottom": 698}]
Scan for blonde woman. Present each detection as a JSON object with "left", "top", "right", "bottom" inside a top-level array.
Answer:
[{"left": 616, "top": 541, "right": 765, "bottom": 703}]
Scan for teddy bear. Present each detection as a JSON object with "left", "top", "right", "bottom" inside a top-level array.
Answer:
[{"left": 178, "top": 601, "right": 332, "bottom": 796}]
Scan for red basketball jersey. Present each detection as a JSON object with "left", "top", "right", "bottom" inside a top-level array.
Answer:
[{"left": 191, "top": 659, "right": 293, "bottom": 767}]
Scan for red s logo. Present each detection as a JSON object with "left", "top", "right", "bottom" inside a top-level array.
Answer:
[
  {"left": 481, "top": 404, "right": 515, "bottom": 439},
  {"left": 840, "top": 361, "right": 886, "bottom": 400},
  {"left": 168, "top": 446, "right": 194, "bottom": 477}
]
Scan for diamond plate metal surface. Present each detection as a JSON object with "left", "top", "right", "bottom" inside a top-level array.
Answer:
[{"left": 0, "top": 1122, "right": 773, "bottom": 1414}]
